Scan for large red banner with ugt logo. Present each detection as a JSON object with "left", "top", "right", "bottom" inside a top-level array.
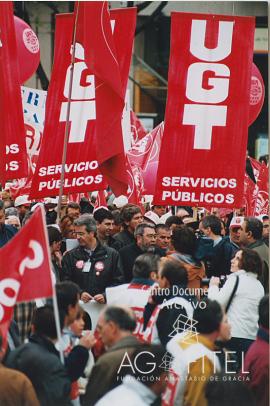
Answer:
[{"left": 154, "top": 13, "right": 255, "bottom": 208}]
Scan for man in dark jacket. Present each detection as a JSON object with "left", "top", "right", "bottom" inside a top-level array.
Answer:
[
  {"left": 61, "top": 214, "right": 124, "bottom": 303},
  {"left": 199, "top": 215, "right": 238, "bottom": 277},
  {"left": 6, "top": 305, "right": 72, "bottom": 406},
  {"left": 239, "top": 216, "right": 269, "bottom": 292},
  {"left": 113, "top": 204, "right": 143, "bottom": 248},
  {"left": 119, "top": 223, "right": 165, "bottom": 282}
]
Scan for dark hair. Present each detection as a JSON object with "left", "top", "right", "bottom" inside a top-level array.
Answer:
[
  {"left": 244, "top": 217, "right": 263, "bottom": 240},
  {"left": 67, "top": 202, "right": 80, "bottom": 211},
  {"left": 171, "top": 225, "right": 196, "bottom": 255},
  {"left": 56, "top": 281, "right": 80, "bottom": 316},
  {"left": 0, "top": 200, "right": 4, "bottom": 211},
  {"left": 165, "top": 215, "right": 183, "bottom": 228},
  {"left": 103, "top": 306, "right": 136, "bottom": 332},
  {"left": 201, "top": 215, "right": 222, "bottom": 235},
  {"left": 47, "top": 226, "right": 62, "bottom": 246},
  {"left": 111, "top": 210, "right": 121, "bottom": 226},
  {"left": 155, "top": 224, "right": 170, "bottom": 233},
  {"left": 120, "top": 204, "right": 142, "bottom": 228},
  {"left": 258, "top": 294, "right": 269, "bottom": 328},
  {"left": 132, "top": 344, "right": 167, "bottom": 387},
  {"left": 193, "top": 299, "right": 223, "bottom": 334},
  {"left": 93, "top": 208, "right": 113, "bottom": 224},
  {"left": 239, "top": 248, "right": 262, "bottom": 276},
  {"left": 134, "top": 222, "right": 155, "bottom": 238},
  {"left": 133, "top": 253, "right": 160, "bottom": 279},
  {"left": 160, "top": 259, "right": 188, "bottom": 287},
  {"left": 32, "top": 305, "right": 62, "bottom": 339},
  {"left": 205, "top": 373, "right": 256, "bottom": 406}
]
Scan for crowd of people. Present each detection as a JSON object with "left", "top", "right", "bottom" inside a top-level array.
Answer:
[{"left": 0, "top": 191, "right": 269, "bottom": 406}]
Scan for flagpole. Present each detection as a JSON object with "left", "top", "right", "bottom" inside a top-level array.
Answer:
[
  {"left": 39, "top": 205, "right": 65, "bottom": 363},
  {"left": 52, "top": 286, "right": 64, "bottom": 364},
  {"left": 56, "top": 4, "right": 80, "bottom": 224}
]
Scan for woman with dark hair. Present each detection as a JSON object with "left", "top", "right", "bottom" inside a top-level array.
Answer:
[{"left": 208, "top": 248, "right": 265, "bottom": 367}]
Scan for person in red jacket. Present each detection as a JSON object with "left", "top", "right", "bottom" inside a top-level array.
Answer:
[{"left": 242, "top": 294, "right": 269, "bottom": 406}]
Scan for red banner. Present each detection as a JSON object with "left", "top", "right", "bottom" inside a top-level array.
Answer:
[
  {"left": 130, "top": 110, "right": 147, "bottom": 144},
  {"left": 30, "top": 5, "right": 136, "bottom": 199},
  {"left": 0, "top": 206, "right": 52, "bottom": 343},
  {"left": 0, "top": 2, "right": 28, "bottom": 182},
  {"left": 253, "top": 163, "right": 269, "bottom": 217},
  {"left": 154, "top": 13, "right": 255, "bottom": 208}
]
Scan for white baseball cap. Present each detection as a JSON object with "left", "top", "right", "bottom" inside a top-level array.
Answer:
[
  {"left": 14, "top": 195, "right": 30, "bottom": 207},
  {"left": 229, "top": 216, "right": 244, "bottom": 229}
]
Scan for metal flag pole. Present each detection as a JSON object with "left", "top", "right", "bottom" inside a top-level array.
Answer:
[{"left": 56, "top": 4, "right": 80, "bottom": 224}]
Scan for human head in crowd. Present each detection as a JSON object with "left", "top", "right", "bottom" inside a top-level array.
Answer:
[
  {"left": 0, "top": 190, "right": 12, "bottom": 208},
  {"left": 80, "top": 196, "right": 94, "bottom": 214},
  {"left": 155, "top": 224, "right": 171, "bottom": 251},
  {"left": 5, "top": 206, "right": 18, "bottom": 218},
  {"left": 111, "top": 209, "right": 122, "bottom": 235},
  {"left": 56, "top": 281, "right": 80, "bottom": 327},
  {"left": 0, "top": 200, "right": 5, "bottom": 226},
  {"left": 21, "top": 210, "right": 33, "bottom": 226},
  {"left": 220, "top": 219, "right": 226, "bottom": 236},
  {"left": 132, "top": 253, "right": 160, "bottom": 281},
  {"left": 130, "top": 344, "right": 168, "bottom": 395},
  {"left": 176, "top": 208, "right": 190, "bottom": 218},
  {"left": 31, "top": 305, "right": 63, "bottom": 341},
  {"left": 5, "top": 215, "right": 21, "bottom": 230},
  {"left": 60, "top": 215, "right": 75, "bottom": 239},
  {"left": 259, "top": 154, "right": 269, "bottom": 165},
  {"left": 69, "top": 306, "right": 85, "bottom": 338},
  {"left": 14, "top": 195, "right": 30, "bottom": 221},
  {"left": 258, "top": 294, "right": 269, "bottom": 329},
  {"left": 216, "top": 313, "right": 232, "bottom": 342},
  {"left": 239, "top": 216, "right": 263, "bottom": 246},
  {"left": 165, "top": 215, "right": 183, "bottom": 230},
  {"left": 261, "top": 215, "right": 269, "bottom": 241},
  {"left": 74, "top": 214, "right": 97, "bottom": 249},
  {"left": 96, "top": 306, "right": 136, "bottom": 349},
  {"left": 66, "top": 202, "right": 81, "bottom": 220},
  {"left": 200, "top": 215, "right": 222, "bottom": 238},
  {"left": 120, "top": 204, "right": 143, "bottom": 233},
  {"left": 158, "top": 258, "right": 188, "bottom": 289},
  {"left": 205, "top": 374, "right": 256, "bottom": 406},
  {"left": 134, "top": 222, "right": 157, "bottom": 252},
  {"left": 93, "top": 208, "right": 114, "bottom": 241},
  {"left": 229, "top": 217, "right": 244, "bottom": 246},
  {"left": 151, "top": 205, "right": 166, "bottom": 217},
  {"left": 193, "top": 299, "right": 223, "bottom": 339},
  {"left": 171, "top": 225, "right": 197, "bottom": 255},
  {"left": 47, "top": 225, "right": 62, "bottom": 253},
  {"left": 230, "top": 248, "right": 262, "bottom": 277}
]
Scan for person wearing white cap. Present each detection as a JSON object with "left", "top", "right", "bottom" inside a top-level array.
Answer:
[
  {"left": 14, "top": 195, "right": 30, "bottom": 225},
  {"left": 225, "top": 216, "right": 244, "bottom": 249}
]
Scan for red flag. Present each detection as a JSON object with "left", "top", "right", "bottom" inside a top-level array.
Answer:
[
  {"left": 94, "top": 191, "right": 107, "bottom": 209},
  {"left": 29, "top": 7, "right": 136, "bottom": 199},
  {"left": 253, "top": 163, "right": 269, "bottom": 216},
  {"left": 130, "top": 110, "right": 147, "bottom": 144},
  {"left": 242, "top": 173, "right": 256, "bottom": 216},
  {"left": 249, "top": 156, "right": 262, "bottom": 182},
  {"left": 154, "top": 13, "right": 255, "bottom": 208},
  {"left": 0, "top": 206, "right": 52, "bottom": 343},
  {"left": 0, "top": 1, "right": 28, "bottom": 182},
  {"left": 75, "top": 1, "right": 128, "bottom": 196},
  {"left": 127, "top": 122, "right": 164, "bottom": 170}
]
